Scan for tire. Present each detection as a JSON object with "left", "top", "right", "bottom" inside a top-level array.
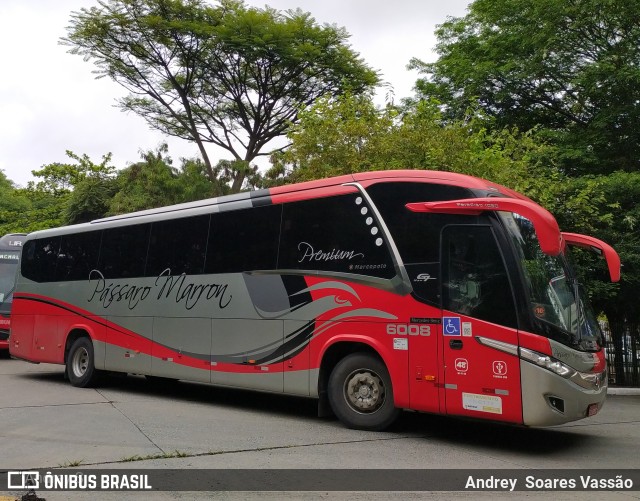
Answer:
[
  {"left": 66, "top": 337, "right": 100, "bottom": 388},
  {"left": 328, "top": 353, "right": 400, "bottom": 431}
]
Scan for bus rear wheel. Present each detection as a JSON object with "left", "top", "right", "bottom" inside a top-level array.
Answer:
[
  {"left": 328, "top": 353, "right": 400, "bottom": 431},
  {"left": 67, "top": 337, "right": 100, "bottom": 388}
]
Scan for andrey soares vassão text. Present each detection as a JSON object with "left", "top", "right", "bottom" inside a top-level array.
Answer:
[{"left": 465, "top": 474, "right": 634, "bottom": 491}]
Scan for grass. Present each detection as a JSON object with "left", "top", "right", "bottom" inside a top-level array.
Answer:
[
  {"left": 58, "top": 458, "right": 85, "bottom": 467},
  {"left": 120, "top": 449, "right": 188, "bottom": 462}
]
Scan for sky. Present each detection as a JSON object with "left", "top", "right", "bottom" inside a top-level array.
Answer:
[{"left": 0, "top": 0, "right": 471, "bottom": 187}]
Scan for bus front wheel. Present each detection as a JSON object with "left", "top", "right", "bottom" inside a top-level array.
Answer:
[
  {"left": 67, "top": 337, "right": 100, "bottom": 388},
  {"left": 328, "top": 353, "right": 400, "bottom": 431}
]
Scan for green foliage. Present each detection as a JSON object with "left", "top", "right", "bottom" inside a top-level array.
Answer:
[
  {"left": 179, "top": 158, "right": 225, "bottom": 200},
  {"left": 31, "top": 151, "right": 115, "bottom": 196},
  {"left": 0, "top": 152, "right": 116, "bottom": 233},
  {"left": 413, "top": 0, "right": 640, "bottom": 175},
  {"left": 38, "top": 151, "right": 117, "bottom": 225},
  {"left": 562, "top": 172, "right": 640, "bottom": 323},
  {"left": 408, "top": 0, "right": 640, "bottom": 339},
  {"left": 109, "top": 146, "right": 183, "bottom": 214},
  {"left": 108, "top": 144, "right": 218, "bottom": 215},
  {"left": 0, "top": 170, "right": 31, "bottom": 213},
  {"left": 0, "top": 146, "right": 218, "bottom": 233},
  {"left": 268, "top": 93, "right": 560, "bottom": 196},
  {"left": 63, "top": 0, "right": 378, "bottom": 192},
  {"left": 65, "top": 176, "right": 118, "bottom": 224},
  {"left": 0, "top": 187, "right": 67, "bottom": 235},
  {"left": 264, "top": 92, "right": 634, "bottom": 325},
  {"left": 266, "top": 93, "right": 397, "bottom": 183}
]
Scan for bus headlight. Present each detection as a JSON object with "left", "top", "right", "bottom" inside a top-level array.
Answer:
[{"left": 519, "top": 347, "right": 575, "bottom": 378}]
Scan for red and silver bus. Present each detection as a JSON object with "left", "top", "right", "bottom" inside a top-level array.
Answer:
[
  {"left": 9, "top": 170, "right": 620, "bottom": 430},
  {"left": 0, "top": 233, "right": 27, "bottom": 351}
]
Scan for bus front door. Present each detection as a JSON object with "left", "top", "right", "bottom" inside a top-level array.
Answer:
[{"left": 440, "top": 225, "right": 523, "bottom": 424}]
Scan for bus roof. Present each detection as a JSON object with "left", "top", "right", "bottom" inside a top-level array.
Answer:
[
  {"left": 0, "top": 233, "right": 27, "bottom": 249},
  {"left": 24, "top": 170, "right": 529, "bottom": 239},
  {"left": 268, "top": 169, "right": 520, "bottom": 197}
]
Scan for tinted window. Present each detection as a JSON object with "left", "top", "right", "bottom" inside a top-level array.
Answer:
[
  {"left": 147, "top": 215, "right": 209, "bottom": 276},
  {"left": 56, "top": 231, "right": 102, "bottom": 281},
  {"left": 367, "top": 182, "right": 473, "bottom": 264},
  {"left": 99, "top": 224, "right": 151, "bottom": 279},
  {"left": 279, "top": 194, "right": 395, "bottom": 279},
  {"left": 367, "top": 182, "right": 476, "bottom": 302},
  {"left": 205, "top": 205, "right": 281, "bottom": 274},
  {"left": 21, "top": 237, "right": 61, "bottom": 283},
  {"left": 442, "top": 225, "right": 517, "bottom": 328}
]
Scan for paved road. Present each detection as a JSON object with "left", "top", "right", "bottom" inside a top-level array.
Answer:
[{"left": 0, "top": 353, "right": 639, "bottom": 500}]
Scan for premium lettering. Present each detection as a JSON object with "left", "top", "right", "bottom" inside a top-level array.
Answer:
[{"left": 298, "top": 241, "right": 364, "bottom": 263}]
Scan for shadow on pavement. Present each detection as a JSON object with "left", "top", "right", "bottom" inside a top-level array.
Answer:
[{"left": 18, "top": 367, "right": 596, "bottom": 457}]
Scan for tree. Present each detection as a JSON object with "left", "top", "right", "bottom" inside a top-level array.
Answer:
[
  {"left": 0, "top": 184, "right": 65, "bottom": 235},
  {"left": 31, "top": 151, "right": 116, "bottom": 196},
  {"left": 107, "top": 144, "right": 219, "bottom": 214},
  {"left": 266, "top": 92, "right": 397, "bottom": 183},
  {"left": 0, "top": 170, "right": 30, "bottom": 214},
  {"left": 0, "top": 170, "right": 37, "bottom": 235},
  {"left": 63, "top": 0, "right": 378, "bottom": 192},
  {"left": 65, "top": 176, "right": 118, "bottom": 224},
  {"left": 411, "top": 0, "right": 640, "bottom": 175},
  {"left": 29, "top": 151, "right": 116, "bottom": 226},
  {"left": 553, "top": 172, "right": 640, "bottom": 385},
  {"left": 268, "top": 93, "right": 560, "bottom": 196},
  {"left": 108, "top": 146, "right": 184, "bottom": 214},
  {"left": 0, "top": 152, "right": 117, "bottom": 233},
  {"left": 408, "top": 0, "right": 640, "bottom": 379},
  {"left": 563, "top": 173, "right": 640, "bottom": 322}
]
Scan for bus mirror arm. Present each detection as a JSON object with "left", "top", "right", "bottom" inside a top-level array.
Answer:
[
  {"left": 405, "top": 197, "right": 562, "bottom": 256},
  {"left": 561, "top": 232, "right": 621, "bottom": 283}
]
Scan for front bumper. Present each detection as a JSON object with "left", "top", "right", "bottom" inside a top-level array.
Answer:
[{"left": 521, "top": 360, "right": 607, "bottom": 426}]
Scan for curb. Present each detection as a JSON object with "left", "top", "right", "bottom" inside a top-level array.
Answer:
[{"left": 607, "top": 387, "right": 640, "bottom": 396}]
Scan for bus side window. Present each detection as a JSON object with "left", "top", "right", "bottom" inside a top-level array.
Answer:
[
  {"left": 278, "top": 194, "right": 395, "bottom": 279},
  {"left": 99, "top": 224, "right": 151, "bottom": 279},
  {"left": 22, "top": 237, "right": 61, "bottom": 283},
  {"left": 205, "top": 205, "right": 281, "bottom": 274},
  {"left": 442, "top": 226, "right": 517, "bottom": 328},
  {"left": 366, "top": 182, "right": 475, "bottom": 304},
  {"left": 147, "top": 215, "right": 209, "bottom": 276},
  {"left": 56, "top": 231, "right": 102, "bottom": 281}
]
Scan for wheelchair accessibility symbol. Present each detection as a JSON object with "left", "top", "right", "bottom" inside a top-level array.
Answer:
[{"left": 443, "top": 317, "right": 461, "bottom": 336}]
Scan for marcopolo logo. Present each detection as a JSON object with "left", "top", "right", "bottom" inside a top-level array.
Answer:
[{"left": 8, "top": 471, "right": 40, "bottom": 489}]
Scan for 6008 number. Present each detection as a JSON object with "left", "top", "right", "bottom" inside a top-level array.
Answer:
[{"left": 386, "top": 324, "right": 431, "bottom": 336}]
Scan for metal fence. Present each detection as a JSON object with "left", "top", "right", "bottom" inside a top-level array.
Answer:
[{"left": 602, "top": 321, "right": 640, "bottom": 387}]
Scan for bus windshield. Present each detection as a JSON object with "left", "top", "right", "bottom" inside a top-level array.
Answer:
[
  {"left": 501, "top": 213, "right": 602, "bottom": 350},
  {"left": 0, "top": 250, "right": 20, "bottom": 310}
]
